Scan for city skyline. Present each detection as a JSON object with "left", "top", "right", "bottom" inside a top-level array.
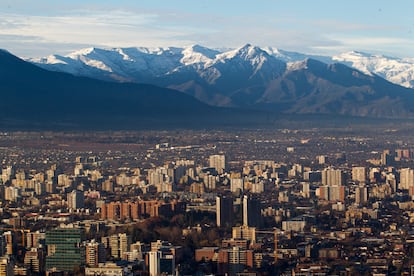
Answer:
[{"left": 0, "top": 0, "right": 413, "bottom": 58}]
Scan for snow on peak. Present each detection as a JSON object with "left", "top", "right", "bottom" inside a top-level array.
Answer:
[
  {"left": 333, "top": 51, "right": 414, "bottom": 87},
  {"left": 33, "top": 55, "right": 68, "bottom": 65},
  {"left": 180, "top": 44, "right": 220, "bottom": 65},
  {"left": 235, "top": 44, "right": 264, "bottom": 58},
  {"left": 214, "top": 44, "right": 269, "bottom": 66},
  {"left": 287, "top": 59, "right": 310, "bottom": 71},
  {"left": 67, "top": 47, "right": 97, "bottom": 58},
  {"left": 27, "top": 44, "right": 414, "bottom": 89},
  {"left": 188, "top": 44, "right": 220, "bottom": 58}
]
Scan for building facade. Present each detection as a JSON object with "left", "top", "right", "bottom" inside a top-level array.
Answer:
[{"left": 45, "top": 226, "right": 83, "bottom": 272}]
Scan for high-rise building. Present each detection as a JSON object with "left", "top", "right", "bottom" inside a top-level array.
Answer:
[
  {"left": 381, "top": 150, "right": 395, "bottom": 166},
  {"left": 34, "top": 182, "right": 46, "bottom": 196},
  {"left": 302, "top": 182, "right": 310, "bottom": 198},
  {"left": 204, "top": 174, "right": 217, "bottom": 190},
  {"left": 243, "top": 195, "right": 261, "bottom": 228},
  {"left": 352, "top": 167, "right": 367, "bottom": 183},
  {"left": 232, "top": 226, "right": 256, "bottom": 243},
  {"left": 355, "top": 186, "right": 368, "bottom": 205},
  {"left": 303, "top": 171, "right": 322, "bottom": 183},
  {"left": 209, "top": 155, "right": 226, "bottom": 174},
  {"left": 1, "top": 166, "right": 15, "bottom": 184},
  {"left": 230, "top": 178, "right": 244, "bottom": 193},
  {"left": 85, "top": 240, "right": 106, "bottom": 267},
  {"left": 318, "top": 185, "right": 346, "bottom": 202},
  {"left": 67, "top": 190, "right": 85, "bottom": 210},
  {"left": 148, "top": 251, "right": 161, "bottom": 276},
  {"left": 45, "top": 226, "right": 83, "bottom": 272},
  {"left": 386, "top": 173, "right": 397, "bottom": 193},
  {"left": 148, "top": 241, "right": 176, "bottom": 276},
  {"left": 400, "top": 168, "right": 414, "bottom": 190},
  {"left": 2, "top": 232, "right": 14, "bottom": 256},
  {"left": 0, "top": 256, "right": 13, "bottom": 276},
  {"left": 317, "top": 155, "right": 328, "bottom": 164},
  {"left": 216, "top": 195, "right": 234, "bottom": 228},
  {"left": 288, "top": 164, "right": 303, "bottom": 178},
  {"left": 125, "top": 241, "right": 144, "bottom": 262},
  {"left": 4, "top": 187, "right": 19, "bottom": 202},
  {"left": 109, "top": 233, "right": 131, "bottom": 259},
  {"left": 24, "top": 247, "right": 44, "bottom": 273},
  {"left": 26, "top": 231, "right": 46, "bottom": 249},
  {"left": 45, "top": 180, "right": 56, "bottom": 194},
  {"left": 251, "top": 182, "right": 264, "bottom": 194},
  {"left": 74, "top": 164, "right": 84, "bottom": 176},
  {"left": 217, "top": 246, "right": 254, "bottom": 275},
  {"left": 322, "top": 168, "right": 345, "bottom": 186}
]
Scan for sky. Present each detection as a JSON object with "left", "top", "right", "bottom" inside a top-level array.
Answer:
[{"left": 0, "top": 0, "right": 413, "bottom": 58}]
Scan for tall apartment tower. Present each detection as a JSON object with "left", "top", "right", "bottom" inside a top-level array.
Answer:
[
  {"left": 85, "top": 240, "right": 106, "bottom": 267},
  {"left": 322, "top": 168, "right": 345, "bottom": 186},
  {"left": 381, "top": 150, "right": 395, "bottom": 166},
  {"left": 24, "top": 247, "right": 44, "bottom": 274},
  {"left": 109, "top": 233, "right": 131, "bottom": 259},
  {"left": 243, "top": 195, "right": 262, "bottom": 228},
  {"left": 0, "top": 256, "right": 13, "bottom": 276},
  {"left": 67, "top": 190, "right": 85, "bottom": 210},
  {"left": 148, "top": 251, "right": 161, "bottom": 276},
  {"left": 216, "top": 195, "right": 234, "bottom": 228},
  {"left": 355, "top": 186, "right": 368, "bottom": 205},
  {"left": 209, "top": 155, "right": 226, "bottom": 174},
  {"left": 399, "top": 168, "right": 414, "bottom": 190},
  {"left": 2, "top": 232, "right": 14, "bottom": 256},
  {"left": 1, "top": 166, "right": 15, "bottom": 184},
  {"left": 26, "top": 231, "right": 46, "bottom": 249},
  {"left": 352, "top": 167, "right": 367, "bottom": 183}
]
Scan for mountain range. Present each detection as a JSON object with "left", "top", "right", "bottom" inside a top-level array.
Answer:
[
  {"left": 31, "top": 44, "right": 414, "bottom": 90},
  {"left": 0, "top": 49, "right": 232, "bottom": 129},
  {"left": 26, "top": 44, "right": 414, "bottom": 119},
  {"left": 1, "top": 44, "right": 414, "bottom": 130}
]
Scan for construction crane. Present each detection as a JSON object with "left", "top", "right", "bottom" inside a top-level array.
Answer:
[{"left": 255, "top": 229, "right": 279, "bottom": 264}]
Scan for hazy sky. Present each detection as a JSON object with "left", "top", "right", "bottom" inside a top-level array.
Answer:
[{"left": 1, "top": 0, "right": 413, "bottom": 58}]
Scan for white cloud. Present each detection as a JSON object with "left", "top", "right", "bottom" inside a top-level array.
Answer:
[
  {"left": 311, "top": 36, "right": 414, "bottom": 57},
  {"left": 0, "top": 10, "right": 199, "bottom": 56},
  {"left": 0, "top": 7, "right": 413, "bottom": 59}
]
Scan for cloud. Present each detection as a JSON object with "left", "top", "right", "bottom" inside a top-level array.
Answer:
[
  {"left": 0, "top": 10, "right": 199, "bottom": 56},
  {"left": 0, "top": 6, "right": 413, "bottom": 58},
  {"left": 311, "top": 35, "right": 414, "bottom": 57}
]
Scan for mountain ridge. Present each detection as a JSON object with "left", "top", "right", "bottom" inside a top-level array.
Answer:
[
  {"left": 0, "top": 49, "right": 236, "bottom": 129},
  {"left": 29, "top": 44, "right": 414, "bottom": 90},
  {"left": 3, "top": 46, "right": 414, "bottom": 125}
]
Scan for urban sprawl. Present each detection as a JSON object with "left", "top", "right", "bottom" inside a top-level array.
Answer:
[{"left": 1, "top": 128, "right": 414, "bottom": 275}]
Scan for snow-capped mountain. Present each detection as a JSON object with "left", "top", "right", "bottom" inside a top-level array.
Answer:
[
  {"left": 332, "top": 51, "right": 414, "bottom": 88},
  {"left": 7, "top": 46, "right": 414, "bottom": 119},
  {"left": 31, "top": 44, "right": 284, "bottom": 82},
  {"left": 0, "top": 49, "right": 218, "bottom": 129},
  {"left": 30, "top": 44, "right": 414, "bottom": 90},
  {"left": 31, "top": 44, "right": 287, "bottom": 106}
]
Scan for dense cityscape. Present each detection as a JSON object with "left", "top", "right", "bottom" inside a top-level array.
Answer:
[
  {"left": 3, "top": 1, "right": 414, "bottom": 276},
  {"left": 0, "top": 126, "right": 413, "bottom": 275}
]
